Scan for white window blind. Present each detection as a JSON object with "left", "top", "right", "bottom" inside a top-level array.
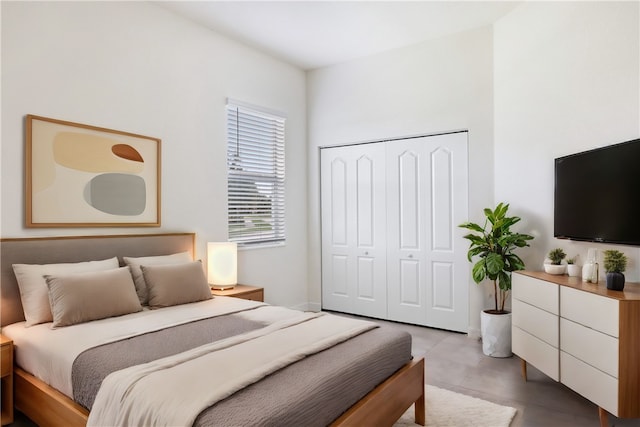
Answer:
[{"left": 226, "top": 103, "right": 286, "bottom": 246}]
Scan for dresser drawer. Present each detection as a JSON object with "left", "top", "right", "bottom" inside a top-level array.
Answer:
[
  {"left": 513, "top": 326, "right": 559, "bottom": 381},
  {"left": 512, "top": 298, "right": 558, "bottom": 347},
  {"left": 560, "top": 286, "right": 619, "bottom": 337},
  {"left": 561, "top": 351, "right": 618, "bottom": 416},
  {"left": 0, "top": 344, "right": 11, "bottom": 377},
  {"left": 560, "top": 317, "right": 618, "bottom": 378},
  {"left": 513, "top": 274, "right": 559, "bottom": 314}
]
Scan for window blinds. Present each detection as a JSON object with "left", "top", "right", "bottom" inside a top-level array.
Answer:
[{"left": 226, "top": 103, "right": 286, "bottom": 246}]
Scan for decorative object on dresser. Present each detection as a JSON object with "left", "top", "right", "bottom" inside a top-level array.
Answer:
[
  {"left": 566, "top": 256, "right": 581, "bottom": 277},
  {"left": 0, "top": 335, "right": 13, "bottom": 425},
  {"left": 512, "top": 271, "right": 640, "bottom": 427},
  {"left": 459, "top": 202, "right": 534, "bottom": 357},
  {"left": 582, "top": 248, "right": 600, "bottom": 283},
  {"left": 603, "top": 249, "right": 627, "bottom": 291},
  {"left": 210, "top": 284, "right": 264, "bottom": 302},
  {"left": 25, "top": 115, "right": 161, "bottom": 227},
  {"left": 544, "top": 248, "right": 566, "bottom": 275},
  {"left": 207, "top": 242, "right": 238, "bottom": 290}
]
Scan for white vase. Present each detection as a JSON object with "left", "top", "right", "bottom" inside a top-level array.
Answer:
[{"left": 480, "top": 310, "right": 512, "bottom": 358}]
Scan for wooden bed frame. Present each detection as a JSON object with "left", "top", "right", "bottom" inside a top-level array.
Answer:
[{"left": 0, "top": 233, "right": 425, "bottom": 427}]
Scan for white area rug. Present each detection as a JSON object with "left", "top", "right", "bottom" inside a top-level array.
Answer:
[{"left": 394, "top": 385, "right": 517, "bottom": 427}]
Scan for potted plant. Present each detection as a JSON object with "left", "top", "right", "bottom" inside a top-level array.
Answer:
[
  {"left": 603, "top": 249, "right": 627, "bottom": 290},
  {"left": 566, "top": 256, "right": 581, "bottom": 277},
  {"left": 544, "top": 248, "right": 566, "bottom": 275},
  {"left": 460, "top": 202, "right": 534, "bottom": 357}
]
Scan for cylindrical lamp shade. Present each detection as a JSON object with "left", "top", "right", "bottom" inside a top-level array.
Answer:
[{"left": 207, "top": 242, "right": 237, "bottom": 290}]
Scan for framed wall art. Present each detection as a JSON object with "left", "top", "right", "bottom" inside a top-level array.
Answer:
[{"left": 26, "top": 115, "right": 161, "bottom": 227}]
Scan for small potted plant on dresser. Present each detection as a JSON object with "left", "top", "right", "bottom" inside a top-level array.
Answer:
[
  {"left": 566, "top": 256, "right": 581, "bottom": 277},
  {"left": 544, "top": 248, "right": 566, "bottom": 275},
  {"left": 603, "top": 249, "right": 627, "bottom": 291},
  {"left": 460, "top": 203, "right": 534, "bottom": 358}
]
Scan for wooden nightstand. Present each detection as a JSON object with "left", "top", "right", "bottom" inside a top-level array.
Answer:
[
  {"left": 210, "top": 284, "right": 264, "bottom": 302},
  {"left": 0, "top": 335, "right": 13, "bottom": 425}
]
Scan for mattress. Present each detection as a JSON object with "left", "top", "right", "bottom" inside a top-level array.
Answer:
[{"left": 5, "top": 298, "right": 412, "bottom": 426}]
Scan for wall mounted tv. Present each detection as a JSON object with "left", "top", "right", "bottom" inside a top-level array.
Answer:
[{"left": 554, "top": 138, "right": 640, "bottom": 247}]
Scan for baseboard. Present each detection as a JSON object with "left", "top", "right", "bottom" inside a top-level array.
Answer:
[{"left": 467, "top": 327, "right": 481, "bottom": 340}]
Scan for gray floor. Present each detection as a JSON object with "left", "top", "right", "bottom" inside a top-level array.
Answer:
[
  {"left": 9, "top": 314, "right": 640, "bottom": 427},
  {"left": 346, "top": 313, "right": 640, "bottom": 427}
]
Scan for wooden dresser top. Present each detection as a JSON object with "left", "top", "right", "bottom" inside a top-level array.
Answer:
[{"left": 517, "top": 271, "right": 640, "bottom": 301}]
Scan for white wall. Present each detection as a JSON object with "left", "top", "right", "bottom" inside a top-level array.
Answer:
[
  {"left": 1, "top": 1, "right": 309, "bottom": 308},
  {"left": 494, "top": 1, "right": 640, "bottom": 282},
  {"left": 307, "top": 26, "right": 496, "bottom": 335}
]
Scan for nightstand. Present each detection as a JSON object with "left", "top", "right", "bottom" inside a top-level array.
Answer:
[
  {"left": 1, "top": 335, "right": 13, "bottom": 425},
  {"left": 211, "top": 284, "right": 264, "bottom": 302}
]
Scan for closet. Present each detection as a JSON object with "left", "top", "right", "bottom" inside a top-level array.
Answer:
[{"left": 320, "top": 132, "right": 469, "bottom": 332}]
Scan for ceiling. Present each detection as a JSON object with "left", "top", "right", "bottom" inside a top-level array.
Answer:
[{"left": 158, "top": 1, "right": 521, "bottom": 70}]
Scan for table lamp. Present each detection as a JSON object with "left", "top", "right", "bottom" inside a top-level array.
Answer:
[{"left": 207, "top": 242, "right": 237, "bottom": 290}]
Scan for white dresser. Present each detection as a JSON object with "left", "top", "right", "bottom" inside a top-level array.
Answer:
[{"left": 512, "top": 271, "right": 640, "bottom": 425}]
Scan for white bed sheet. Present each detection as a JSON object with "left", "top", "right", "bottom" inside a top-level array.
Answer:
[{"left": 3, "top": 296, "right": 266, "bottom": 397}]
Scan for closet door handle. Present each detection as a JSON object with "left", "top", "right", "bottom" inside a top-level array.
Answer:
[
  {"left": 408, "top": 254, "right": 414, "bottom": 258},
  {"left": 364, "top": 251, "right": 369, "bottom": 255}
]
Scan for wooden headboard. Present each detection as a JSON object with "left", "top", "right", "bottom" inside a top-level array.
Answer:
[{"left": 0, "top": 233, "right": 195, "bottom": 327}]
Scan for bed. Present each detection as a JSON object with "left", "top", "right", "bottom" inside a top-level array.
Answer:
[{"left": 0, "top": 233, "right": 425, "bottom": 427}]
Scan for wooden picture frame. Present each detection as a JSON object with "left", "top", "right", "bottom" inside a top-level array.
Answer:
[{"left": 26, "top": 115, "right": 161, "bottom": 227}]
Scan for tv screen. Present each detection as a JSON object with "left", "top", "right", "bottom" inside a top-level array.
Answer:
[{"left": 554, "top": 138, "right": 640, "bottom": 246}]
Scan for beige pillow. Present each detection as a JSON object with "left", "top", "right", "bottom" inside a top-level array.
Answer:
[
  {"left": 45, "top": 267, "right": 142, "bottom": 328},
  {"left": 13, "top": 257, "right": 120, "bottom": 326},
  {"left": 142, "top": 261, "right": 212, "bottom": 309},
  {"left": 123, "top": 252, "right": 192, "bottom": 306}
]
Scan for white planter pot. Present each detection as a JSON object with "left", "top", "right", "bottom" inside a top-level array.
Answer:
[
  {"left": 544, "top": 263, "right": 566, "bottom": 275},
  {"left": 480, "top": 310, "right": 512, "bottom": 358},
  {"left": 567, "top": 264, "right": 581, "bottom": 277}
]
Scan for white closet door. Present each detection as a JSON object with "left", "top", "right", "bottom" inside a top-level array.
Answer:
[
  {"left": 386, "top": 133, "right": 469, "bottom": 332},
  {"left": 320, "top": 144, "right": 387, "bottom": 318}
]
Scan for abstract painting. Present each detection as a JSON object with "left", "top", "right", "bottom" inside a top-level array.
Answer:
[{"left": 26, "top": 115, "right": 161, "bottom": 227}]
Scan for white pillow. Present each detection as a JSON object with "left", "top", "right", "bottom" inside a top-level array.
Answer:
[
  {"left": 142, "top": 261, "right": 212, "bottom": 309},
  {"left": 123, "top": 252, "right": 192, "bottom": 305},
  {"left": 13, "top": 257, "right": 120, "bottom": 326},
  {"left": 45, "top": 267, "right": 142, "bottom": 327}
]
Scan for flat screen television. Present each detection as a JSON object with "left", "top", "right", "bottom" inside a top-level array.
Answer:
[{"left": 554, "top": 138, "right": 640, "bottom": 246}]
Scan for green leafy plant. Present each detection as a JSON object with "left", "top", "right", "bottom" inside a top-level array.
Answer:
[
  {"left": 547, "top": 248, "right": 566, "bottom": 265},
  {"left": 566, "top": 256, "right": 576, "bottom": 265},
  {"left": 459, "top": 203, "right": 534, "bottom": 313},
  {"left": 603, "top": 250, "right": 627, "bottom": 273}
]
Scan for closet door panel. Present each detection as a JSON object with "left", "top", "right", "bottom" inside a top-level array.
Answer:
[
  {"left": 432, "top": 262, "right": 454, "bottom": 309},
  {"left": 431, "top": 147, "right": 453, "bottom": 251},
  {"left": 356, "top": 155, "right": 374, "bottom": 246},
  {"left": 321, "top": 150, "right": 354, "bottom": 313},
  {"left": 321, "top": 144, "right": 387, "bottom": 318},
  {"left": 400, "top": 258, "right": 421, "bottom": 305},
  {"left": 352, "top": 148, "right": 387, "bottom": 317},
  {"left": 387, "top": 142, "right": 428, "bottom": 325},
  {"left": 426, "top": 135, "right": 469, "bottom": 332},
  {"left": 387, "top": 133, "right": 468, "bottom": 331},
  {"left": 331, "top": 255, "right": 349, "bottom": 296},
  {"left": 330, "top": 158, "right": 348, "bottom": 245},
  {"left": 357, "top": 256, "right": 375, "bottom": 299},
  {"left": 398, "top": 151, "right": 420, "bottom": 249}
]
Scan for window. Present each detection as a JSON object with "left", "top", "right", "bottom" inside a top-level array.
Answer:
[{"left": 226, "top": 101, "right": 286, "bottom": 247}]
